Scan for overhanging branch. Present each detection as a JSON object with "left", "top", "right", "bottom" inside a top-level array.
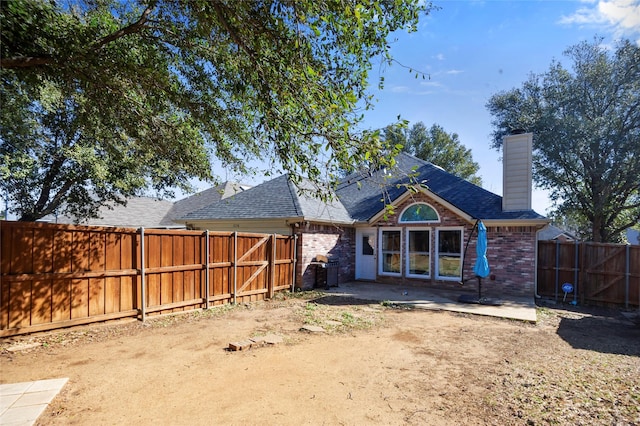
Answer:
[
  {"left": 90, "top": 3, "right": 156, "bottom": 51},
  {"left": 1, "top": 56, "right": 54, "bottom": 68},
  {"left": 0, "top": 3, "right": 157, "bottom": 70}
]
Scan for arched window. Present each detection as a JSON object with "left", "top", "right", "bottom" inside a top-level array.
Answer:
[{"left": 399, "top": 203, "right": 439, "bottom": 223}]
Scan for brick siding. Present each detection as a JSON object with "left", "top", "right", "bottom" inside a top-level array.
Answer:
[
  {"left": 293, "top": 193, "right": 541, "bottom": 297},
  {"left": 295, "top": 223, "right": 355, "bottom": 290},
  {"left": 373, "top": 194, "right": 540, "bottom": 297}
]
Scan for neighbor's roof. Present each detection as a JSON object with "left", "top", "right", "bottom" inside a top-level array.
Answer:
[
  {"left": 51, "top": 197, "right": 176, "bottom": 228},
  {"left": 180, "top": 175, "right": 353, "bottom": 224},
  {"left": 538, "top": 224, "right": 576, "bottom": 241},
  {"left": 168, "top": 181, "right": 250, "bottom": 222},
  {"left": 336, "top": 152, "right": 546, "bottom": 222}
]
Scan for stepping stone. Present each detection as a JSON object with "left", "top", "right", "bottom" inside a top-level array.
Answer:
[
  {"left": 6, "top": 342, "right": 40, "bottom": 352},
  {"left": 299, "top": 325, "right": 325, "bottom": 333},
  {"left": 260, "top": 334, "right": 283, "bottom": 345},
  {"left": 228, "top": 340, "right": 254, "bottom": 351}
]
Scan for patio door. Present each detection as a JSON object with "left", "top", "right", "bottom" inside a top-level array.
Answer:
[{"left": 355, "top": 228, "right": 376, "bottom": 280}]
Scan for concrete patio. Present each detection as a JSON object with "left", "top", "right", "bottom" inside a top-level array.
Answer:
[
  {"left": 0, "top": 378, "right": 68, "bottom": 426},
  {"left": 323, "top": 281, "right": 538, "bottom": 322}
]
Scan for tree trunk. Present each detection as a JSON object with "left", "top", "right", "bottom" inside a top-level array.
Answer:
[{"left": 591, "top": 215, "right": 603, "bottom": 243}]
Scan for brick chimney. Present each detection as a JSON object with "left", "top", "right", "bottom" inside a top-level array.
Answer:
[{"left": 502, "top": 131, "right": 533, "bottom": 211}]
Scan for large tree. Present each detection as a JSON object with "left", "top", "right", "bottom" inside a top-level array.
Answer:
[
  {"left": 0, "top": 0, "right": 430, "bottom": 221},
  {"left": 383, "top": 121, "right": 482, "bottom": 185},
  {"left": 487, "top": 38, "right": 640, "bottom": 242}
]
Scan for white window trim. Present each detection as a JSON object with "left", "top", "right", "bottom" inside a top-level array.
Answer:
[
  {"left": 405, "top": 227, "right": 431, "bottom": 279},
  {"left": 378, "top": 227, "right": 402, "bottom": 277},
  {"left": 435, "top": 227, "right": 464, "bottom": 281},
  {"left": 398, "top": 202, "right": 440, "bottom": 224}
]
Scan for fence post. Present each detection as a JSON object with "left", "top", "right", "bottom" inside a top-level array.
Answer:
[
  {"left": 574, "top": 240, "right": 579, "bottom": 304},
  {"left": 625, "top": 244, "right": 630, "bottom": 310},
  {"left": 269, "top": 234, "right": 276, "bottom": 299},
  {"left": 233, "top": 231, "right": 238, "bottom": 305},
  {"left": 139, "top": 227, "right": 146, "bottom": 322},
  {"left": 554, "top": 239, "right": 559, "bottom": 302},
  {"left": 205, "top": 230, "right": 210, "bottom": 310},
  {"left": 292, "top": 234, "right": 298, "bottom": 292},
  {"left": 580, "top": 242, "right": 587, "bottom": 305}
]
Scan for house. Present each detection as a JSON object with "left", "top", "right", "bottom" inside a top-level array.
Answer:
[
  {"left": 45, "top": 197, "right": 178, "bottom": 228},
  {"left": 538, "top": 224, "right": 577, "bottom": 242},
  {"left": 45, "top": 181, "right": 250, "bottom": 228},
  {"left": 180, "top": 133, "right": 550, "bottom": 298}
]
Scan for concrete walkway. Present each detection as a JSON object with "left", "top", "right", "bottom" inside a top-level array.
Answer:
[
  {"left": 324, "top": 281, "right": 538, "bottom": 322},
  {"left": 0, "top": 378, "right": 68, "bottom": 426}
]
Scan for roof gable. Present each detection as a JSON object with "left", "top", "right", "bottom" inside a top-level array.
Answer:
[
  {"left": 181, "top": 175, "right": 301, "bottom": 221},
  {"left": 336, "top": 152, "right": 545, "bottom": 222},
  {"left": 169, "top": 181, "right": 250, "bottom": 222},
  {"left": 180, "top": 175, "right": 353, "bottom": 224}
]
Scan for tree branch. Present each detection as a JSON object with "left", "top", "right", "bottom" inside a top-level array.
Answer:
[
  {"left": 0, "top": 56, "right": 54, "bottom": 68},
  {"left": 0, "top": 3, "right": 156, "bottom": 70},
  {"left": 211, "top": 2, "right": 254, "bottom": 58},
  {"left": 90, "top": 3, "right": 156, "bottom": 51}
]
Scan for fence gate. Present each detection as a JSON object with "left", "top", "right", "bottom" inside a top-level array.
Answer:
[
  {"left": 537, "top": 240, "right": 640, "bottom": 308},
  {"left": 583, "top": 243, "right": 629, "bottom": 306},
  {"left": 233, "top": 234, "right": 272, "bottom": 302}
]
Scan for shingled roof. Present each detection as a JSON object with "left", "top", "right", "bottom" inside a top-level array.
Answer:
[
  {"left": 181, "top": 153, "right": 545, "bottom": 225},
  {"left": 50, "top": 197, "right": 177, "bottom": 228},
  {"left": 168, "top": 181, "right": 250, "bottom": 222},
  {"left": 180, "top": 174, "right": 353, "bottom": 224},
  {"left": 336, "top": 152, "right": 545, "bottom": 222}
]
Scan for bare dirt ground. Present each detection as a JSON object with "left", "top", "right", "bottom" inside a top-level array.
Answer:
[{"left": 2, "top": 291, "right": 639, "bottom": 425}]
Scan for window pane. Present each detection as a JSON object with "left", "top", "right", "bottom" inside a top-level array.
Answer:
[
  {"left": 409, "top": 253, "right": 430, "bottom": 275},
  {"left": 438, "top": 230, "right": 461, "bottom": 278},
  {"left": 408, "top": 230, "right": 430, "bottom": 276},
  {"left": 401, "top": 204, "right": 438, "bottom": 222},
  {"left": 382, "top": 253, "right": 401, "bottom": 273},
  {"left": 382, "top": 231, "right": 401, "bottom": 251},
  {"left": 409, "top": 230, "right": 430, "bottom": 252},
  {"left": 381, "top": 230, "right": 401, "bottom": 274},
  {"left": 438, "top": 230, "right": 461, "bottom": 254},
  {"left": 362, "top": 236, "right": 374, "bottom": 256}
]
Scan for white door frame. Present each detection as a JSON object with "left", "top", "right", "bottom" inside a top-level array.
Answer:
[{"left": 355, "top": 227, "right": 377, "bottom": 280}]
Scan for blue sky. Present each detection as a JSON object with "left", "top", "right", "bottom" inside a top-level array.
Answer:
[{"left": 358, "top": 0, "right": 640, "bottom": 215}]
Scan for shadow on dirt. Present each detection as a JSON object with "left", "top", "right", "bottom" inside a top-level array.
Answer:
[
  {"left": 311, "top": 295, "right": 380, "bottom": 306},
  {"left": 556, "top": 314, "right": 640, "bottom": 357}
]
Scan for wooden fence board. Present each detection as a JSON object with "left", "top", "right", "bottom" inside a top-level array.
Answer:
[
  {"left": 32, "top": 227, "right": 53, "bottom": 274},
  {"left": 51, "top": 279, "right": 69, "bottom": 322},
  {"left": 538, "top": 241, "right": 639, "bottom": 307},
  {"left": 1, "top": 222, "right": 294, "bottom": 336},
  {"left": 53, "top": 229, "right": 72, "bottom": 273},
  {"left": 30, "top": 279, "right": 51, "bottom": 325},
  {"left": 10, "top": 280, "right": 32, "bottom": 328},
  {"left": 89, "top": 277, "right": 105, "bottom": 316},
  {"left": 13, "top": 226, "right": 32, "bottom": 273},
  {"left": 70, "top": 278, "right": 88, "bottom": 319}
]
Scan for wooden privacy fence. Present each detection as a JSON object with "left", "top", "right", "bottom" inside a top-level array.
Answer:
[
  {"left": 537, "top": 240, "right": 640, "bottom": 308},
  {"left": 0, "top": 221, "right": 296, "bottom": 337}
]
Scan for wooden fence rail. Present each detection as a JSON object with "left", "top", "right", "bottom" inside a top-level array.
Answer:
[
  {"left": 0, "top": 221, "right": 295, "bottom": 337},
  {"left": 537, "top": 240, "right": 640, "bottom": 308}
]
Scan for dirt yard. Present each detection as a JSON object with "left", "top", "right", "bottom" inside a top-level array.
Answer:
[{"left": 2, "top": 291, "right": 639, "bottom": 425}]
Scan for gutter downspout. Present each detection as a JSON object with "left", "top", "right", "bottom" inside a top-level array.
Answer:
[
  {"left": 534, "top": 226, "right": 543, "bottom": 299},
  {"left": 290, "top": 223, "right": 299, "bottom": 291}
]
